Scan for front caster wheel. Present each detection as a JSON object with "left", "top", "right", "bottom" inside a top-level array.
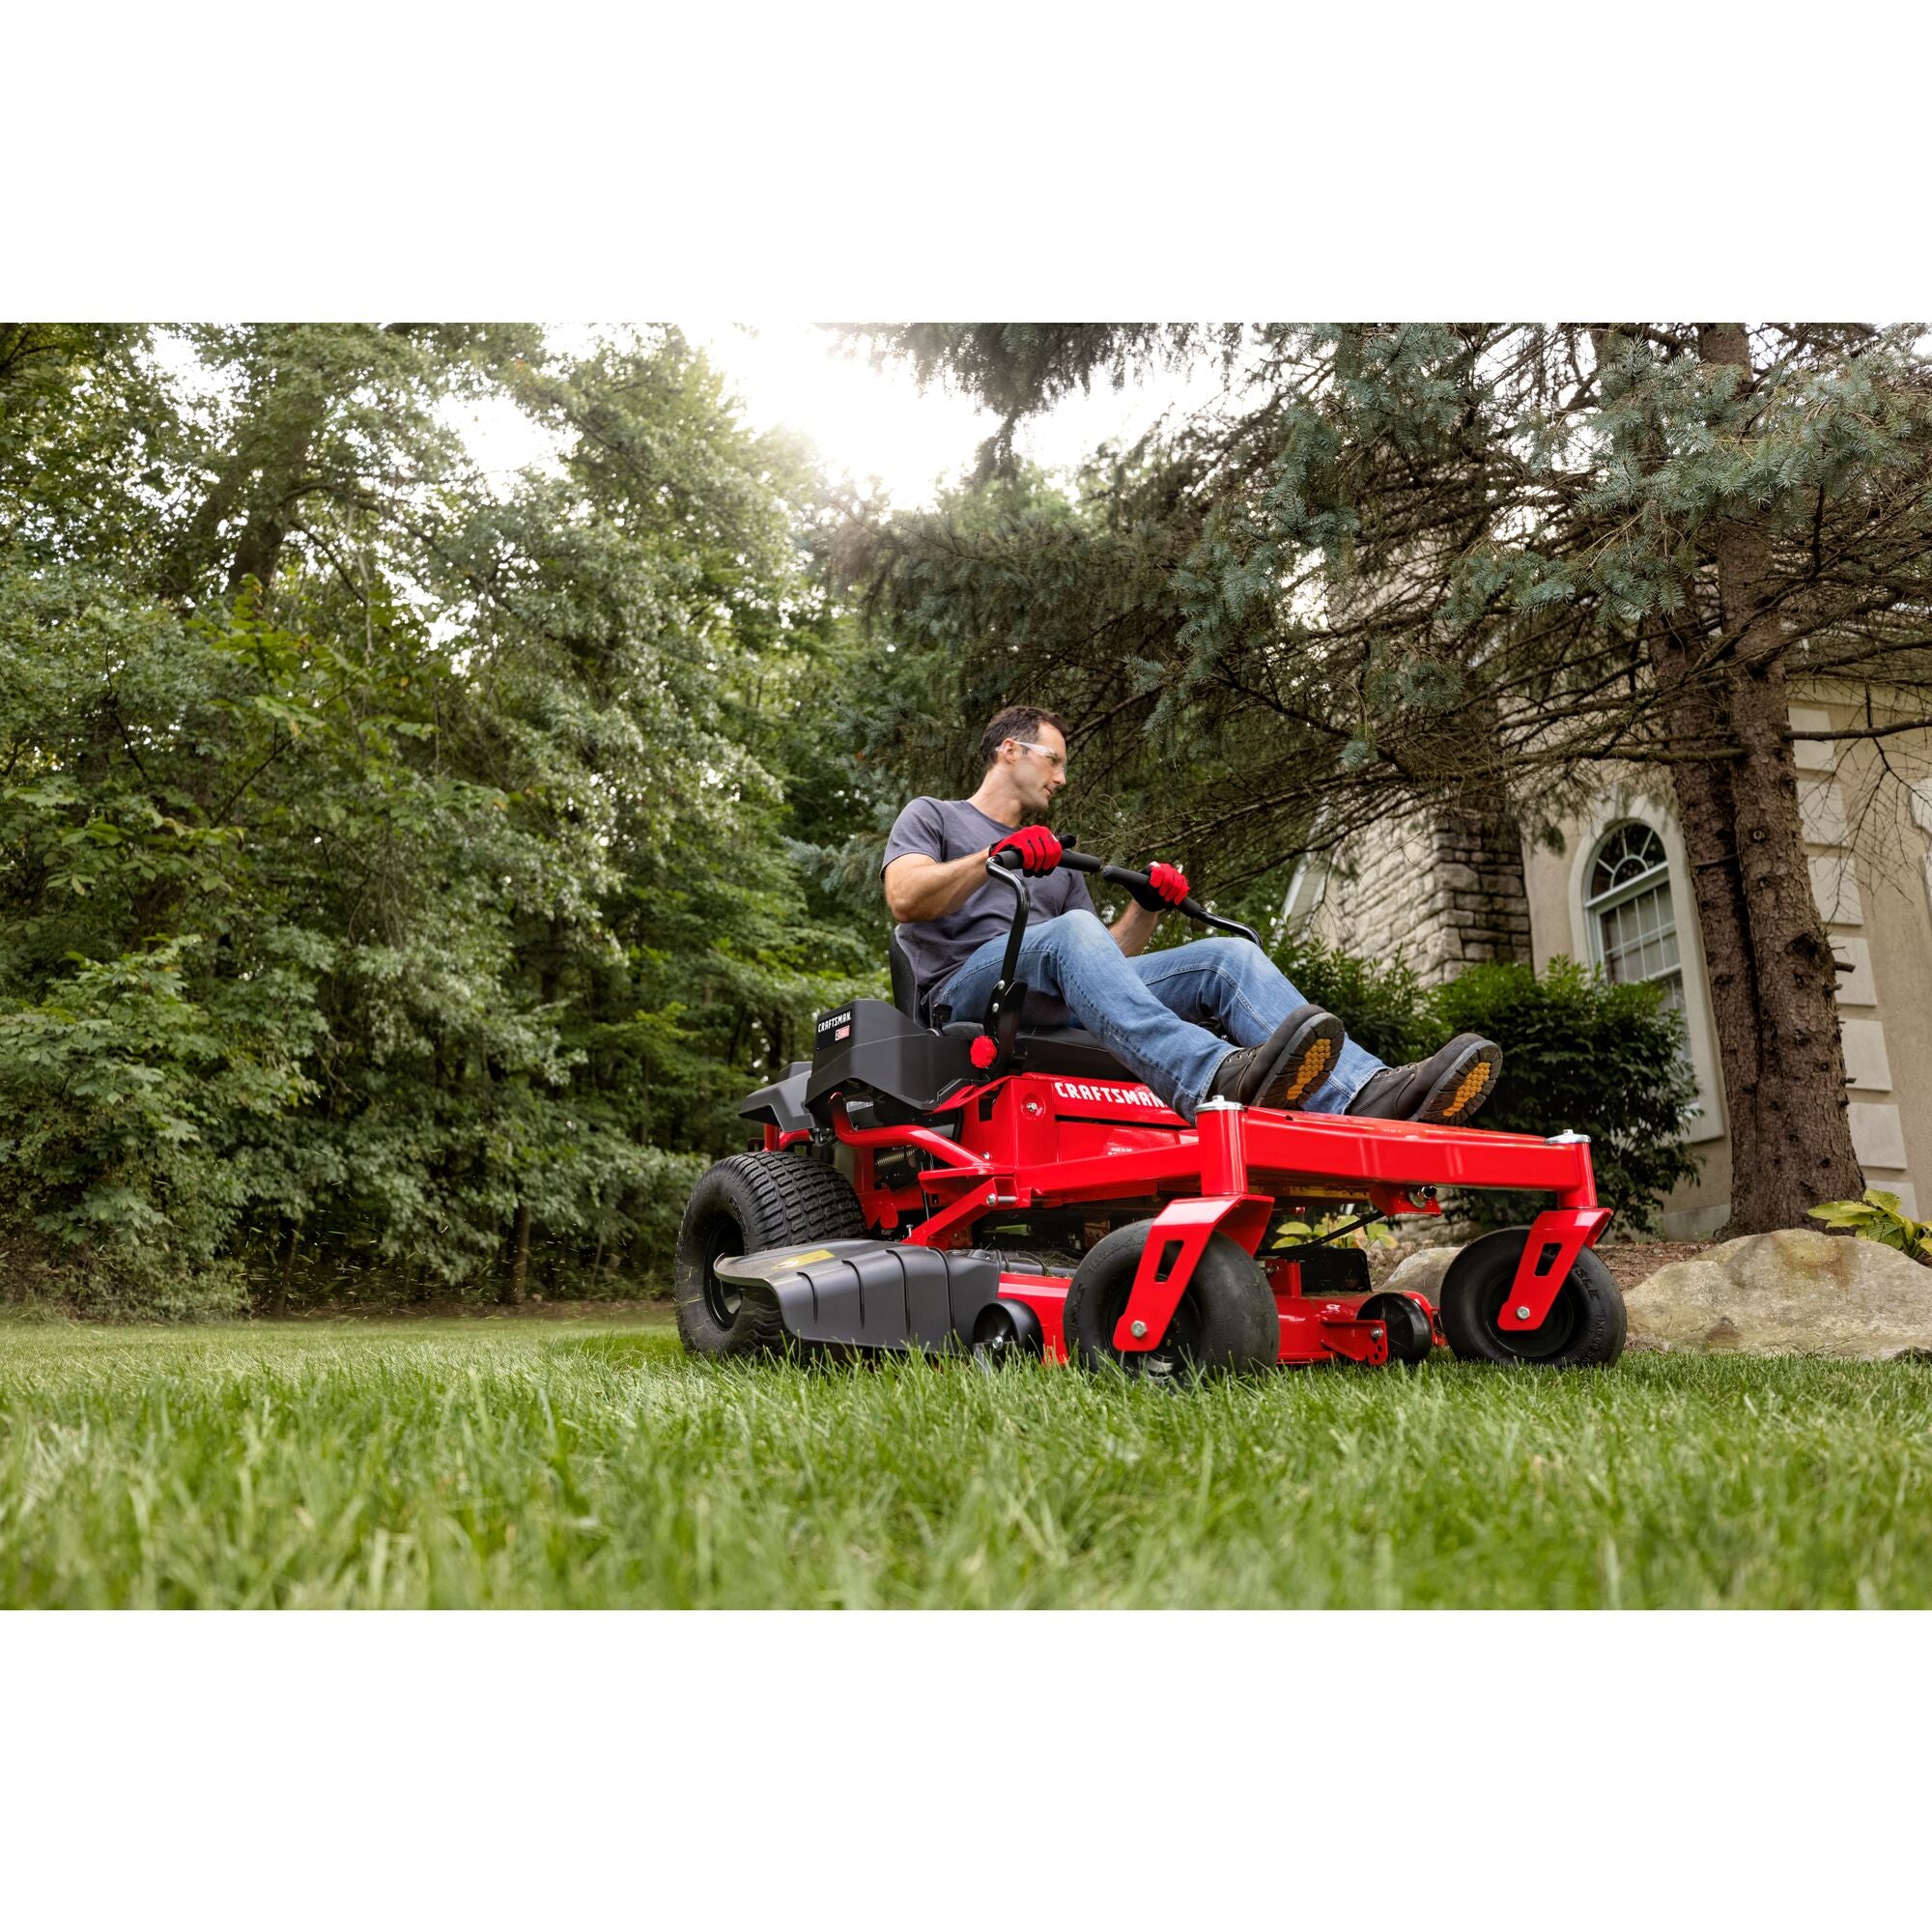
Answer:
[
  {"left": 1358, "top": 1291, "right": 1435, "bottom": 1364},
  {"left": 1439, "top": 1227, "right": 1626, "bottom": 1368},
  {"left": 1063, "top": 1221, "right": 1277, "bottom": 1378},
  {"left": 971, "top": 1299, "right": 1043, "bottom": 1368}
]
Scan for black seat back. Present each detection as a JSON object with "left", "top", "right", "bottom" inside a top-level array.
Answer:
[
  {"left": 885, "top": 926, "right": 1143, "bottom": 1087},
  {"left": 887, "top": 925, "right": 924, "bottom": 1025}
]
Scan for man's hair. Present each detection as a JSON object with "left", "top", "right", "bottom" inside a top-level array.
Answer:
[{"left": 980, "top": 704, "right": 1068, "bottom": 770}]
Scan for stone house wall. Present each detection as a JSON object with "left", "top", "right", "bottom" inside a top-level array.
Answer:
[{"left": 1291, "top": 803, "right": 1532, "bottom": 980}]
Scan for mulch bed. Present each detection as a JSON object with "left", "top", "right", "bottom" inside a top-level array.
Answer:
[{"left": 1591, "top": 1241, "right": 1716, "bottom": 1292}]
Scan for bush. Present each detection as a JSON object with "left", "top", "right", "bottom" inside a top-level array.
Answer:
[
  {"left": 0, "top": 940, "right": 309, "bottom": 1317},
  {"left": 1808, "top": 1189, "right": 1932, "bottom": 1264},
  {"left": 1270, "top": 936, "right": 1439, "bottom": 1068},
  {"left": 1432, "top": 958, "right": 1701, "bottom": 1232},
  {"left": 1271, "top": 939, "right": 1700, "bottom": 1235}
]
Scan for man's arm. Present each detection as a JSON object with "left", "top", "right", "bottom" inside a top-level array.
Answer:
[
  {"left": 890, "top": 847, "right": 1167, "bottom": 952},
  {"left": 1110, "top": 899, "right": 1161, "bottom": 957},
  {"left": 884, "top": 849, "right": 994, "bottom": 923}
]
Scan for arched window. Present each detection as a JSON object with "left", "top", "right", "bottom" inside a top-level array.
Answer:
[{"left": 1584, "top": 822, "right": 1684, "bottom": 1011}]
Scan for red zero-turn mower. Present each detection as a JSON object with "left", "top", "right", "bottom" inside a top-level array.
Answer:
[{"left": 674, "top": 848, "right": 1628, "bottom": 1375}]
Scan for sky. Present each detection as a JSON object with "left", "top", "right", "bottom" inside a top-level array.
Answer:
[{"left": 456, "top": 323, "right": 1230, "bottom": 510}]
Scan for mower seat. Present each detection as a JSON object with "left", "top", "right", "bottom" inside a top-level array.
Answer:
[{"left": 887, "top": 924, "right": 1136, "bottom": 1085}]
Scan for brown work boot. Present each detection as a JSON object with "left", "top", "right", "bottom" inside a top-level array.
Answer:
[
  {"left": 1345, "top": 1034, "right": 1502, "bottom": 1124},
  {"left": 1206, "top": 1004, "right": 1347, "bottom": 1111}
]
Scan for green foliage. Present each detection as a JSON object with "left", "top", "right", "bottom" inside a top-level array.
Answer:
[
  {"left": 1269, "top": 934, "right": 1438, "bottom": 1068},
  {"left": 1429, "top": 958, "right": 1701, "bottom": 1233},
  {"left": 1808, "top": 1191, "right": 1932, "bottom": 1264},
  {"left": 1269, "top": 939, "right": 1699, "bottom": 1233},
  {"left": 1267, "top": 1209, "right": 1396, "bottom": 1253},
  {"left": 0, "top": 325, "right": 884, "bottom": 1313}
]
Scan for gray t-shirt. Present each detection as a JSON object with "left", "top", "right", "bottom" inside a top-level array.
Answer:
[{"left": 882, "top": 796, "right": 1095, "bottom": 1019}]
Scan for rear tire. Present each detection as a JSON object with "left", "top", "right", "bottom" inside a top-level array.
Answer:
[
  {"left": 1439, "top": 1226, "right": 1626, "bottom": 1368},
  {"left": 1063, "top": 1220, "right": 1277, "bottom": 1378},
  {"left": 673, "top": 1152, "right": 866, "bottom": 1357}
]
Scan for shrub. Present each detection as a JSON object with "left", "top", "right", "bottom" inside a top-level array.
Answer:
[
  {"left": 1270, "top": 936, "right": 1439, "bottom": 1068},
  {"left": 1270, "top": 939, "right": 1700, "bottom": 1235},
  {"left": 0, "top": 940, "right": 309, "bottom": 1318},
  {"left": 1431, "top": 958, "right": 1700, "bottom": 1233},
  {"left": 1808, "top": 1190, "right": 1932, "bottom": 1264}
]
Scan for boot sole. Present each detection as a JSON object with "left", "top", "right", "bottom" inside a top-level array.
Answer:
[
  {"left": 1412, "top": 1039, "right": 1502, "bottom": 1123},
  {"left": 1250, "top": 1010, "right": 1347, "bottom": 1111}
]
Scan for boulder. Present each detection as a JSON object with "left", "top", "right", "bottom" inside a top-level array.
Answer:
[
  {"left": 1623, "top": 1228, "right": 1932, "bottom": 1359},
  {"left": 1380, "top": 1244, "right": 1461, "bottom": 1305}
]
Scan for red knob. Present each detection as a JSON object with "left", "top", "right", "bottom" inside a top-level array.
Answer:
[{"left": 969, "top": 1036, "right": 998, "bottom": 1070}]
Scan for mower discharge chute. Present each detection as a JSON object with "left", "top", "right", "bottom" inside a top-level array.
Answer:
[{"left": 674, "top": 847, "right": 1626, "bottom": 1374}]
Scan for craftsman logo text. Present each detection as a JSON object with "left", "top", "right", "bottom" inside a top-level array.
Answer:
[{"left": 1051, "top": 1080, "right": 1164, "bottom": 1109}]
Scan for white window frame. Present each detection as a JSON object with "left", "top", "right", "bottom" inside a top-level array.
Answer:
[
  {"left": 1583, "top": 822, "right": 1686, "bottom": 1007},
  {"left": 1564, "top": 802, "right": 1726, "bottom": 1146}
]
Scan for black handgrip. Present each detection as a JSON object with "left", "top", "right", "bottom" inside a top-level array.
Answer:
[
  {"left": 1061, "top": 847, "right": 1264, "bottom": 950},
  {"left": 990, "top": 842, "right": 1261, "bottom": 947},
  {"left": 983, "top": 849, "right": 1033, "bottom": 1006}
]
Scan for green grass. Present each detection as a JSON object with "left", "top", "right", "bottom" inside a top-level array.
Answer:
[{"left": 2, "top": 1319, "right": 1929, "bottom": 1606}]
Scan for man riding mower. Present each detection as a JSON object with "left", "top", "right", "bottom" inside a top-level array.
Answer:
[{"left": 673, "top": 705, "right": 1627, "bottom": 1376}]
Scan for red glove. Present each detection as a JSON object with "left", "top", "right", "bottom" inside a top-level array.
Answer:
[
  {"left": 1129, "top": 860, "right": 1189, "bottom": 910},
  {"left": 990, "top": 826, "right": 1063, "bottom": 876}
]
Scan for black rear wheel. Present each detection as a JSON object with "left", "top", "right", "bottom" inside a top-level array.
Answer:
[
  {"left": 1063, "top": 1221, "right": 1277, "bottom": 1378},
  {"left": 673, "top": 1152, "right": 866, "bottom": 1357},
  {"left": 1439, "top": 1226, "right": 1626, "bottom": 1368}
]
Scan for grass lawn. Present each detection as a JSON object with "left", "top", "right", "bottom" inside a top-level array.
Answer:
[{"left": 1, "top": 1317, "right": 1928, "bottom": 1607}]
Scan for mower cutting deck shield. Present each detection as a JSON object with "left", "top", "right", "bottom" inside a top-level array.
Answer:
[{"left": 674, "top": 848, "right": 1628, "bottom": 1373}]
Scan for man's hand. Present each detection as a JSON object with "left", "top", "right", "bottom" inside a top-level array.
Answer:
[
  {"left": 990, "top": 825, "right": 1063, "bottom": 876},
  {"left": 1127, "top": 860, "right": 1189, "bottom": 911}
]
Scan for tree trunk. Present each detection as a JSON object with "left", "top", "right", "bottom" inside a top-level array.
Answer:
[
  {"left": 1653, "top": 327, "right": 1864, "bottom": 1235},
  {"left": 274, "top": 1223, "right": 299, "bottom": 1315},
  {"left": 505, "top": 1201, "right": 530, "bottom": 1306}
]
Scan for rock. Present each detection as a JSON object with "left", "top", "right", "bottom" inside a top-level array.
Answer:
[
  {"left": 1381, "top": 1245, "right": 1461, "bottom": 1304},
  {"left": 1624, "top": 1229, "right": 1932, "bottom": 1359}
]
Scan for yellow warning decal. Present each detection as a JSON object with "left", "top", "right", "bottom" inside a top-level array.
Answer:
[{"left": 780, "top": 1249, "right": 836, "bottom": 1267}]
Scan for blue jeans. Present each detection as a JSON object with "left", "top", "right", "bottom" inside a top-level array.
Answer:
[{"left": 933, "top": 911, "right": 1384, "bottom": 1121}]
